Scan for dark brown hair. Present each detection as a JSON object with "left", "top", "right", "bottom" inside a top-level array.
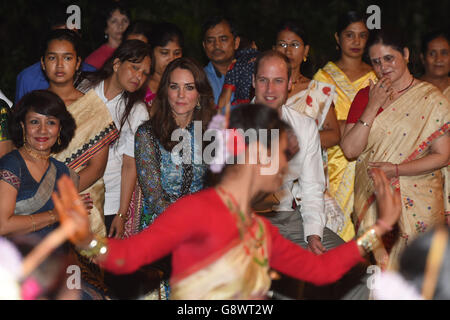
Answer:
[
  {"left": 150, "top": 57, "right": 216, "bottom": 151},
  {"left": 9, "top": 90, "right": 76, "bottom": 153}
]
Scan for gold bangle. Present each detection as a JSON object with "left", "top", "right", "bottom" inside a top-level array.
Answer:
[
  {"left": 358, "top": 119, "right": 370, "bottom": 128},
  {"left": 117, "top": 212, "right": 127, "bottom": 222},
  {"left": 29, "top": 215, "right": 36, "bottom": 233},
  {"left": 79, "top": 236, "right": 108, "bottom": 259},
  {"left": 49, "top": 210, "right": 56, "bottom": 224},
  {"left": 357, "top": 227, "right": 380, "bottom": 254}
]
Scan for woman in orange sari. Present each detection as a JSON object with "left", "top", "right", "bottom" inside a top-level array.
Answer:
[
  {"left": 341, "top": 28, "right": 450, "bottom": 271},
  {"left": 313, "top": 11, "right": 377, "bottom": 241}
]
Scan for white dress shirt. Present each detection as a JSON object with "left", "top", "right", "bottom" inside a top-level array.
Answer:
[
  {"left": 95, "top": 81, "right": 149, "bottom": 215},
  {"left": 274, "top": 105, "right": 326, "bottom": 240}
]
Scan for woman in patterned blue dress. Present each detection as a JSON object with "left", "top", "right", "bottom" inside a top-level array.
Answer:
[{"left": 134, "top": 57, "right": 216, "bottom": 298}]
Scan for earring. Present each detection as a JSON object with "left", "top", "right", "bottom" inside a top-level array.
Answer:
[
  {"left": 22, "top": 127, "right": 26, "bottom": 144},
  {"left": 105, "top": 34, "right": 108, "bottom": 39},
  {"left": 303, "top": 56, "right": 308, "bottom": 62},
  {"left": 57, "top": 132, "right": 61, "bottom": 146},
  {"left": 196, "top": 99, "right": 201, "bottom": 110}
]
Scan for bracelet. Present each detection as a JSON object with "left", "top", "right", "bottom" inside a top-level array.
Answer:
[
  {"left": 49, "top": 210, "right": 56, "bottom": 224},
  {"left": 358, "top": 119, "right": 370, "bottom": 128},
  {"left": 395, "top": 164, "right": 399, "bottom": 178},
  {"left": 117, "top": 212, "right": 127, "bottom": 222},
  {"left": 376, "top": 219, "right": 393, "bottom": 232},
  {"left": 29, "top": 215, "right": 36, "bottom": 233},
  {"left": 79, "top": 236, "right": 108, "bottom": 259},
  {"left": 356, "top": 227, "right": 380, "bottom": 254}
]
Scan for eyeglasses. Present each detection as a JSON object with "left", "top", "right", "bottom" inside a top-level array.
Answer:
[{"left": 277, "top": 42, "right": 303, "bottom": 49}]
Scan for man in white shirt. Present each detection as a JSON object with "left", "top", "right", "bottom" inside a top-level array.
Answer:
[
  {"left": 252, "top": 50, "right": 369, "bottom": 300},
  {"left": 252, "top": 50, "right": 343, "bottom": 253}
]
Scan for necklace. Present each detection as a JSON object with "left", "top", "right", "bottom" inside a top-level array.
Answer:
[
  {"left": 23, "top": 143, "right": 50, "bottom": 161},
  {"left": 290, "top": 74, "right": 306, "bottom": 92},
  {"left": 217, "top": 186, "right": 251, "bottom": 224},
  {"left": 397, "top": 77, "right": 415, "bottom": 94},
  {"left": 216, "top": 186, "right": 267, "bottom": 266}
]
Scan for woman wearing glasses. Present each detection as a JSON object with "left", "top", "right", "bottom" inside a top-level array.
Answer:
[
  {"left": 274, "top": 20, "right": 344, "bottom": 235},
  {"left": 340, "top": 28, "right": 449, "bottom": 271}
]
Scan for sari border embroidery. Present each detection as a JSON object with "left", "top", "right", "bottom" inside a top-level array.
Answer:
[
  {"left": 63, "top": 123, "right": 118, "bottom": 169},
  {"left": 14, "top": 162, "right": 57, "bottom": 215}
]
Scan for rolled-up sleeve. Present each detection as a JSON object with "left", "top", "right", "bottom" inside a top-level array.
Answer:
[{"left": 286, "top": 111, "right": 326, "bottom": 241}]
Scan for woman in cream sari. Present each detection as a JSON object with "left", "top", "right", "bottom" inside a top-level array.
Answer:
[
  {"left": 314, "top": 12, "right": 377, "bottom": 241},
  {"left": 41, "top": 29, "right": 117, "bottom": 299},
  {"left": 341, "top": 29, "right": 450, "bottom": 271}
]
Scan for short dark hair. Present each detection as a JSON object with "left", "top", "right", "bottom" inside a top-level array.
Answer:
[
  {"left": 367, "top": 27, "right": 408, "bottom": 55},
  {"left": 336, "top": 11, "right": 367, "bottom": 36},
  {"left": 202, "top": 16, "right": 238, "bottom": 39},
  {"left": 123, "top": 20, "right": 153, "bottom": 43},
  {"left": 102, "top": 2, "right": 131, "bottom": 30},
  {"left": 149, "top": 22, "right": 184, "bottom": 49},
  {"left": 208, "top": 103, "right": 291, "bottom": 184},
  {"left": 41, "top": 29, "right": 84, "bottom": 59},
  {"left": 253, "top": 50, "right": 292, "bottom": 80},
  {"left": 9, "top": 90, "right": 76, "bottom": 153},
  {"left": 78, "top": 40, "right": 152, "bottom": 136},
  {"left": 421, "top": 30, "right": 450, "bottom": 56},
  {"left": 150, "top": 57, "right": 216, "bottom": 151},
  {"left": 228, "top": 103, "right": 290, "bottom": 146},
  {"left": 275, "top": 20, "right": 309, "bottom": 46}
]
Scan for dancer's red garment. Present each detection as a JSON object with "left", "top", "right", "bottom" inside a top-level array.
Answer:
[{"left": 101, "top": 188, "right": 364, "bottom": 286}]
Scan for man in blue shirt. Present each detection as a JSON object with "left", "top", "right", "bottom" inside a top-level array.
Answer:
[{"left": 202, "top": 16, "right": 240, "bottom": 107}]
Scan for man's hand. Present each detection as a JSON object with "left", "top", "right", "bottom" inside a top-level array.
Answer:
[{"left": 307, "top": 235, "right": 327, "bottom": 255}]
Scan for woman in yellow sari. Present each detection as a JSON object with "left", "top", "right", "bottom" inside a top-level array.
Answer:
[
  {"left": 420, "top": 30, "right": 450, "bottom": 219},
  {"left": 314, "top": 11, "right": 377, "bottom": 241},
  {"left": 341, "top": 29, "right": 450, "bottom": 271}
]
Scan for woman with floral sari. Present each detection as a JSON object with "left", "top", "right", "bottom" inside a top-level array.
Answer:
[
  {"left": 341, "top": 28, "right": 450, "bottom": 271},
  {"left": 314, "top": 11, "right": 377, "bottom": 241}
]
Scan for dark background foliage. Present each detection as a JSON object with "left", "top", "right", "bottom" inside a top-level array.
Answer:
[{"left": 1, "top": 0, "right": 449, "bottom": 101}]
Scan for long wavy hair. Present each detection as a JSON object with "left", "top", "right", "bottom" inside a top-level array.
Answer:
[
  {"left": 77, "top": 40, "right": 152, "bottom": 136},
  {"left": 150, "top": 57, "right": 216, "bottom": 151}
]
